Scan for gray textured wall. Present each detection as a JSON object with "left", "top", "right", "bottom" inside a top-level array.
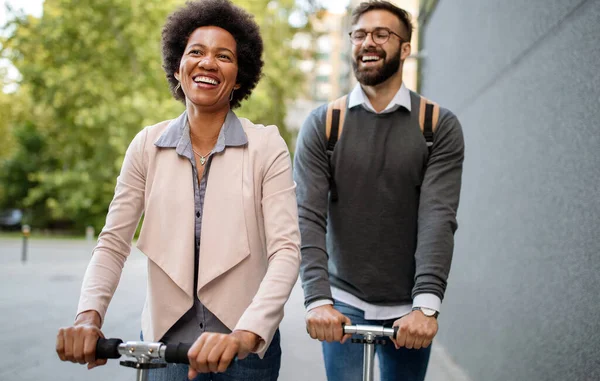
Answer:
[{"left": 419, "top": 1, "right": 600, "bottom": 380}]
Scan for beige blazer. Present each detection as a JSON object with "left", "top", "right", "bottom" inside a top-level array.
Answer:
[{"left": 77, "top": 114, "right": 301, "bottom": 355}]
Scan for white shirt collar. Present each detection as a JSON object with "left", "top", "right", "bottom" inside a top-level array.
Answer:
[{"left": 348, "top": 82, "right": 411, "bottom": 114}]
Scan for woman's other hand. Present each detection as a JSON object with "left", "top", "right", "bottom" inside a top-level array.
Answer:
[
  {"left": 187, "top": 330, "right": 259, "bottom": 378},
  {"left": 56, "top": 310, "right": 107, "bottom": 369}
]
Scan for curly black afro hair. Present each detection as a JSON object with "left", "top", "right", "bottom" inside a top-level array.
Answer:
[{"left": 161, "top": 0, "right": 264, "bottom": 109}]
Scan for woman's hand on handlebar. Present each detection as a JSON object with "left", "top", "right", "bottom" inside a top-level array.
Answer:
[
  {"left": 187, "top": 330, "right": 259, "bottom": 378},
  {"left": 56, "top": 310, "right": 107, "bottom": 369}
]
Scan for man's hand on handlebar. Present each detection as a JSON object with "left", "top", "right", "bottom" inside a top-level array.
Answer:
[
  {"left": 392, "top": 310, "right": 438, "bottom": 350},
  {"left": 305, "top": 305, "right": 352, "bottom": 343},
  {"left": 56, "top": 310, "right": 107, "bottom": 369}
]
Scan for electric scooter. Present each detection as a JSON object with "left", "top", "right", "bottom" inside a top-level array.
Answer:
[
  {"left": 343, "top": 324, "right": 399, "bottom": 381},
  {"left": 96, "top": 324, "right": 397, "bottom": 381},
  {"left": 95, "top": 337, "right": 192, "bottom": 381}
]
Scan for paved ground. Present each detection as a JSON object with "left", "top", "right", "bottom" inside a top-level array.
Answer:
[{"left": 0, "top": 237, "right": 469, "bottom": 381}]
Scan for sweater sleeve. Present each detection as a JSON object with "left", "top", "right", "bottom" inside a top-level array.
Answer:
[
  {"left": 412, "top": 110, "right": 465, "bottom": 301},
  {"left": 293, "top": 106, "right": 334, "bottom": 307}
]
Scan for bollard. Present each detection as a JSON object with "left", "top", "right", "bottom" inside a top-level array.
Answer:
[
  {"left": 85, "top": 225, "right": 95, "bottom": 242},
  {"left": 21, "top": 224, "right": 30, "bottom": 263}
]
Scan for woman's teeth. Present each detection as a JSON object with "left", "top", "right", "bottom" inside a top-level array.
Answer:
[{"left": 193, "top": 76, "right": 219, "bottom": 85}]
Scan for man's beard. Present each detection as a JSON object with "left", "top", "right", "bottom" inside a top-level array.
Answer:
[{"left": 352, "top": 49, "right": 401, "bottom": 86}]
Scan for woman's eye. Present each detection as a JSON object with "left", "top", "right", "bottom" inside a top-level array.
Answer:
[
  {"left": 189, "top": 49, "right": 203, "bottom": 55},
  {"left": 219, "top": 55, "right": 231, "bottom": 60}
]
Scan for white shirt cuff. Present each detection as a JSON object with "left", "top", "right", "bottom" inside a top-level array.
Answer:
[
  {"left": 412, "top": 294, "right": 441, "bottom": 312},
  {"left": 306, "top": 299, "right": 334, "bottom": 312}
]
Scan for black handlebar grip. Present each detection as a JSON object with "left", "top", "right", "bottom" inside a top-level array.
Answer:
[
  {"left": 393, "top": 326, "right": 399, "bottom": 340},
  {"left": 95, "top": 338, "right": 123, "bottom": 359},
  {"left": 165, "top": 343, "right": 192, "bottom": 364}
]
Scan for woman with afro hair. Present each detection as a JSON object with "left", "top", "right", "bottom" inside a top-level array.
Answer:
[{"left": 56, "top": 1, "right": 300, "bottom": 379}]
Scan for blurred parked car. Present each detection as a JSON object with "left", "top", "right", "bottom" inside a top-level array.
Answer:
[{"left": 0, "top": 209, "right": 23, "bottom": 230}]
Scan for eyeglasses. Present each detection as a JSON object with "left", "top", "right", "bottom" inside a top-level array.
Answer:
[{"left": 348, "top": 27, "right": 405, "bottom": 45}]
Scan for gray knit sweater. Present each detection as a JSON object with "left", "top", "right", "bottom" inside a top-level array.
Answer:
[{"left": 294, "top": 91, "right": 464, "bottom": 307}]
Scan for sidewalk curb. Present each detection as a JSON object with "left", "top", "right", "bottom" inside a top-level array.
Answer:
[{"left": 427, "top": 343, "right": 472, "bottom": 381}]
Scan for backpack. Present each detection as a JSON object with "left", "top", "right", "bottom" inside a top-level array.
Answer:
[{"left": 325, "top": 94, "right": 440, "bottom": 202}]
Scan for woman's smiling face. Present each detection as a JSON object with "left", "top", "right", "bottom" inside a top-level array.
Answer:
[{"left": 175, "top": 26, "right": 240, "bottom": 112}]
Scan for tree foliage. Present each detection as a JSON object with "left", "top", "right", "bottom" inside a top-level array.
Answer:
[{"left": 0, "top": 0, "right": 313, "bottom": 232}]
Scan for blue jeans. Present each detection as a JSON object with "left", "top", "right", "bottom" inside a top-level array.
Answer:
[
  {"left": 322, "top": 301, "right": 431, "bottom": 381},
  {"left": 147, "top": 330, "right": 281, "bottom": 381}
]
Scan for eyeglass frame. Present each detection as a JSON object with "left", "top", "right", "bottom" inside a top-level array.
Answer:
[{"left": 348, "top": 27, "right": 407, "bottom": 45}]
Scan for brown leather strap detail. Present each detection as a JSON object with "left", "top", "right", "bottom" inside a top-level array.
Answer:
[
  {"left": 431, "top": 101, "right": 440, "bottom": 132},
  {"left": 326, "top": 102, "right": 333, "bottom": 140},
  {"left": 334, "top": 95, "right": 348, "bottom": 139},
  {"left": 418, "top": 95, "right": 440, "bottom": 132},
  {"left": 419, "top": 96, "right": 426, "bottom": 132},
  {"left": 326, "top": 95, "right": 348, "bottom": 140}
]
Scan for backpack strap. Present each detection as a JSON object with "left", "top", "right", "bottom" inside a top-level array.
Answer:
[
  {"left": 418, "top": 96, "right": 440, "bottom": 153},
  {"left": 326, "top": 95, "right": 348, "bottom": 146},
  {"left": 325, "top": 95, "right": 348, "bottom": 202}
]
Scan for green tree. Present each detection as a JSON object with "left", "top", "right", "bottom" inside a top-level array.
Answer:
[
  {"left": 1, "top": 1, "right": 183, "bottom": 231},
  {"left": 0, "top": 91, "right": 15, "bottom": 160},
  {"left": 0, "top": 0, "right": 313, "bottom": 232},
  {"left": 235, "top": 0, "right": 309, "bottom": 144}
]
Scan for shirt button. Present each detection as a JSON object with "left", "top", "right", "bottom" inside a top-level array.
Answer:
[
  {"left": 196, "top": 212, "right": 200, "bottom": 218},
  {"left": 199, "top": 322, "right": 204, "bottom": 329}
]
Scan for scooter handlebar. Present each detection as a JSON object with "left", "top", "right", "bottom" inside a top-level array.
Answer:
[
  {"left": 95, "top": 338, "right": 192, "bottom": 364},
  {"left": 164, "top": 342, "right": 192, "bottom": 364},
  {"left": 95, "top": 338, "right": 123, "bottom": 359},
  {"left": 342, "top": 324, "right": 398, "bottom": 340}
]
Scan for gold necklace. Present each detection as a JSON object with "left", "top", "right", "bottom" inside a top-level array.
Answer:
[
  {"left": 191, "top": 147, "right": 212, "bottom": 166},
  {"left": 189, "top": 129, "right": 217, "bottom": 166}
]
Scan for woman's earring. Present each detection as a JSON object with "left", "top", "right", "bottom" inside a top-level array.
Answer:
[
  {"left": 229, "top": 89, "right": 235, "bottom": 101},
  {"left": 175, "top": 82, "right": 181, "bottom": 92}
]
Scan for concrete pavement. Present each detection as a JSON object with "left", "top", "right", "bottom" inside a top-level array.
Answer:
[{"left": 0, "top": 238, "right": 468, "bottom": 381}]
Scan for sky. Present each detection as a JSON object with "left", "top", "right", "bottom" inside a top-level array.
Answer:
[
  {"left": 0, "top": 0, "right": 44, "bottom": 92},
  {"left": 0, "top": 0, "right": 43, "bottom": 25},
  {"left": 0, "top": 0, "right": 349, "bottom": 25},
  {"left": 315, "top": 0, "right": 350, "bottom": 13}
]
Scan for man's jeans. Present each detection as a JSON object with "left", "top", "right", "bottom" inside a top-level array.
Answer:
[
  {"left": 147, "top": 330, "right": 281, "bottom": 381},
  {"left": 322, "top": 300, "right": 431, "bottom": 381}
]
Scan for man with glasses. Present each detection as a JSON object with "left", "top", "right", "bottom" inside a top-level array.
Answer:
[{"left": 294, "top": 1, "right": 465, "bottom": 380}]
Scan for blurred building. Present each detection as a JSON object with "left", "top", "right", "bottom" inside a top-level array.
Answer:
[
  {"left": 418, "top": 1, "right": 600, "bottom": 380},
  {"left": 285, "top": 9, "right": 350, "bottom": 134},
  {"left": 309, "top": 10, "right": 351, "bottom": 102}
]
